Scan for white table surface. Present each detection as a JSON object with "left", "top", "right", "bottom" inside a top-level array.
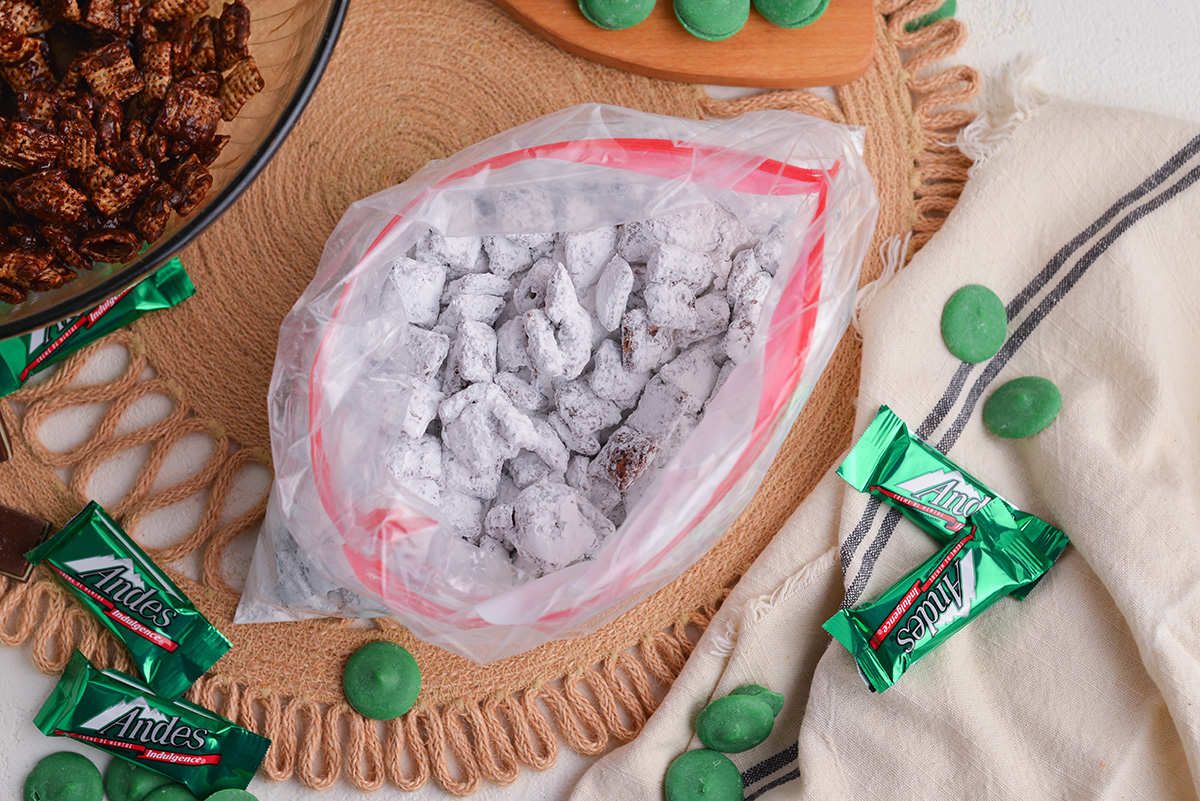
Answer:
[{"left": 5, "top": 2, "right": 1200, "bottom": 798}]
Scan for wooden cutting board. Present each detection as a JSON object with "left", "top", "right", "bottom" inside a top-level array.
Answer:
[{"left": 492, "top": 0, "right": 875, "bottom": 88}]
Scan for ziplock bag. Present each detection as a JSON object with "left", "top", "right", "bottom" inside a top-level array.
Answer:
[{"left": 236, "top": 104, "right": 878, "bottom": 662}]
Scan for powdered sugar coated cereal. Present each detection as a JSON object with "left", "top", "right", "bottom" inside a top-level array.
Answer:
[
  {"left": 389, "top": 256, "right": 445, "bottom": 327},
  {"left": 382, "top": 202, "right": 785, "bottom": 581},
  {"left": 595, "top": 255, "right": 634, "bottom": 332}
]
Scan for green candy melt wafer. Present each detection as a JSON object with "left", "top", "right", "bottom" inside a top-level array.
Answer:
[
  {"left": 837, "top": 405, "right": 1069, "bottom": 601},
  {"left": 343, "top": 641, "right": 421, "bottom": 721},
  {"left": 823, "top": 501, "right": 1061, "bottom": 693},
  {"left": 34, "top": 652, "right": 270, "bottom": 798},
  {"left": 695, "top": 694, "right": 775, "bottom": 753},
  {"left": 984, "top": 376, "right": 1062, "bottom": 439},
  {"left": 941, "top": 284, "right": 1006, "bottom": 364},
  {"left": 577, "top": 0, "right": 655, "bottom": 29},
  {"left": 0, "top": 258, "right": 195, "bottom": 398},
  {"left": 665, "top": 749, "right": 743, "bottom": 801},
  {"left": 142, "top": 785, "right": 200, "bottom": 801},
  {"left": 105, "top": 758, "right": 175, "bottom": 801},
  {"left": 753, "top": 0, "right": 829, "bottom": 29},
  {"left": 25, "top": 501, "right": 230, "bottom": 700},
  {"left": 24, "top": 751, "right": 102, "bottom": 801},
  {"left": 673, "top": 0, "right": 750, "bottom": 40}
]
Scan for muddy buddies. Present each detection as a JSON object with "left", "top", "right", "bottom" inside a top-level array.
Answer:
[
  {"left": 241, "top": 106, "right": 876, "bottom": 660},
  {"left": 383, "top": 203, "right": 782, "bottom": 578}
]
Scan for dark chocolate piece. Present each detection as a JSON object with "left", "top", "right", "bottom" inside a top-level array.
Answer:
[
  {"left": 0, "top": 502, "right": 50, "bottom": 581},
  {"left": 0, "top": 413, "right": 10, "bottom": 463}
]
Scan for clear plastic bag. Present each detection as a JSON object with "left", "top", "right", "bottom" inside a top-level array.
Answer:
[{"left": 236, "top": 104, "right": 878, "bottom": 663}]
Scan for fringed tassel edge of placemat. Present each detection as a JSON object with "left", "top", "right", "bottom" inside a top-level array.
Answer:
[{"left": 879, "top": 0, "right": 981, "bottom": 253}]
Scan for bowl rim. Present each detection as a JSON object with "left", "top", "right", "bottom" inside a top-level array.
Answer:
[{"left": 0, "top": 0, "right": 352, "bottom": 340}]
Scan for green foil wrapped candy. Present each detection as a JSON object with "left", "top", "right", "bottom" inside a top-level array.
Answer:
[
  {"left": 837, "top": 405, "right": 1069, "bottom": 600},
  {"left": 24, "top": 501, "right": 230, "bottom": 700},
  {"left": 33, "top": 652, "right": 270, "bottom": 797},
  {"left": 824, "top": 501, "right": 1065, "bottom": 693}
]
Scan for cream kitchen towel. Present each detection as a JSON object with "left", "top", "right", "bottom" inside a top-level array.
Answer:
[{"left": 569, "top": 98, "right": 1200, "bottom": 800}]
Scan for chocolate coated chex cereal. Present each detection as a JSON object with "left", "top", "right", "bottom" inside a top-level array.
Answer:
[
  {"left": 144, "top": 0, "right": 209, "bottom": 24},
  {"left": 215, "top": 0, "right": 250, "bottom": 70},
  {"left": 154, "top": 81, "right": 222, "bottom": 143},
  {"left": 9, "top": 169, "right": 86, "bottom": 224},
  {"left": 189, "top": 15, "right": 217, "bottom": 71},
  {"left": 138, "top": 39, "right": 172, "bottom": 103},
  {"left": 38, "top": 224, "right": 89, "bottom": 270},
  {"left": 0, "top": 245, "right": 50, "bottom": 281},
  {"left": 56, "top": 118, "right": 96, "bottom": 169},
  {"left": 168, "top": 17, "right": 194, "bottom": 69},
  {"left": 79, "top": 229, "right": 139, "bottom": 263},
  {"left": 15, "top": 89, "right": 58, "bottom": 121},
  {"left": 0, "top": 0, "right": 44, "bottom": 35},
  {"left": 83, "top": 0, "right": 134, "bottom": 34},
  {"left": 133, "top": 181, "right": 176, "bottom": 242},
  {"left": 194, "top": 132, "right": 229, "bottom": 166},
  {"left": 0, "top": 281, "right": 24, "bottom": 303},
  {"left": 0, "top": 29, "right": 39, "bottom": 64},
  {"left": 0, "top": 46, "right": 53, "bottom": 91},
  {"left": 82, "top": 161, "right": 152, "bottom": 216},
  {"left": 27, "top": 260, "right": 74, "bottom": 290},
  {"left": 41, "top": 0, "right": 81, "bottom": 23},
  {"left": 169, "top": 154, "right": 214, "bottom": 215},
  {"left": 590, "top": 427, "right": 657, "bottom": 491},
  {"left": 93, "top": 96, "right": 123, "bottom": 150},
  {"left": 176, "top": 70, "right": 220, "bottom": 96}
]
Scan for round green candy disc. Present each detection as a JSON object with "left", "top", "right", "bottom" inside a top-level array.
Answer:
[
  {"left": 578, "top": 0, "right": 656, "bottom": 29},
  {"left": 104, "top": 759, "right": 174, "bottom": 801},
  {"left": 665, "top": 749, "right": 743, "bottom": 801},
  {"left": 941, "top": 284, "right": 1007, "bottom": 363},
  {"left": 728, "top": 685, "right": 784, "bottom": 718},
  {"left": 206, "top": 790, "right": 260, "bottom": 801},
  {"left": 752, "top": 0, "right": 829, "bottom": 28},
  {"left": 24, "top": 752, "right": 102, "bottom": 801},
  {"left": 343, "top": 641, "right": 421, "bottom": 721},
  {"left": 673, "top": 0, "right": 751, "bottom": 40},
  {"left": 695, "top": 695, "right": 776, "bottom": 753},
  {"left": 905, "top": 0, "right": 956, "bottom": 32},
  {"left": 983, "top": 376, "right": 1062, "bottom": 439},
  {"left": 142, "top": 785, "right": 199, "bottom": 801}
]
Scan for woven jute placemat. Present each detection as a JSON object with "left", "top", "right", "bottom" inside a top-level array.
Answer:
[{"left": 0, "top": 0, "right": 978, "bottom": 793}]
